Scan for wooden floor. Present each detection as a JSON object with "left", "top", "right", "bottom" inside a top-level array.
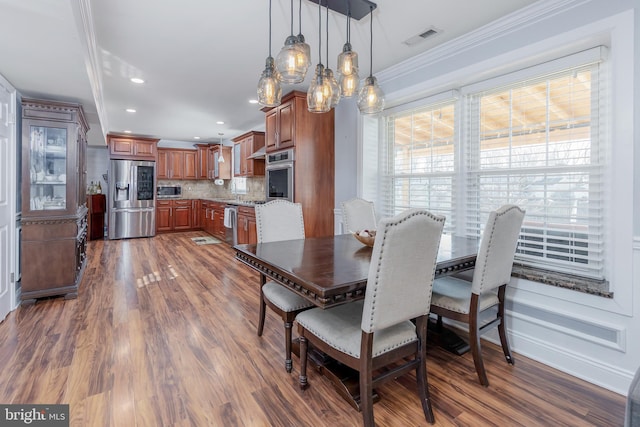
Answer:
[{"left": 0, "top": 231, "right": 625, "bottom": 426}]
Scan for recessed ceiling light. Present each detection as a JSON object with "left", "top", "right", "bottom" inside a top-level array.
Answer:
[
  {"left": 130, "top": 77, "right": 145, "bottom": 84},
  {"left": 124, "top": 130, "right": 132, "bottom": 133},
  {"left": 249, "top": 99, "right": 259, "bottom": 104},
  {"left": 194, "top": 136, "right": 201, "bottom": 140},
  {"left": 126, "top": 108, "right": 136, "bottom": 113},
  {"left": 216, "top": 121, "right": 225, "bottom": 125}
]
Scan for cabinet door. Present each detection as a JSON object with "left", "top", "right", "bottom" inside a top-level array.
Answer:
[
  {"left": 233, "top": 143, "right": 242, "bottom": 176},
  {"left": 237, "top": 212, "right": 248, "bottom": 244},
  {"left": 157, "top": 150, "right": 169, "bottom": 179},
  {"left": 169, "top": 151, "right": 184, "bottom": 179},
  {"left": 207, "top": 147, "right": 216, "bottom": 179},
  {"left": 265, "top": 110, "right": 277, "bottom": 152},
  {"left": 213, "top": 151, "right": 220, "bottom": 178},
  {"left": 109, "top": 138, "right": 134, "bottom": 157},
  {"left": 196, "top": 146, "right": 209, "bottom": 179},
  {"left": 183, "top": 151, "right": 197, "bottom": 179},
  {"left": 156, "top": 203, "right": 173, "bottom": 232},
  {"left": 173, "top": 203, "right": 192, "bottom": 230},
  {"left": 278, "top": 100, "right": 295, "bottom": 150},
  {"left": 218, "top": 146, "right": 232, "bottom": 179},
  {"left": 134, "top": 140, "right": 156, "bottom": 158},
  {"left": 241, "top": 138, "right": 251, "bottom": 176},
  {"left": 247, "top": 214, "right": 258, "bottom": 244}
]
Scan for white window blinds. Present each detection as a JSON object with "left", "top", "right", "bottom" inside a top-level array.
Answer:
[
  {"left": 382, "top": 99, "right": 457, "bottom": 233},
  {"left": 465, "top": 64, "right": 605, "bottom": 279}
]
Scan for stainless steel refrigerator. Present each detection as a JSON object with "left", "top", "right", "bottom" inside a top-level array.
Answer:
[{"left": 108, "top": 159, "right": 156, "bottom": 239}]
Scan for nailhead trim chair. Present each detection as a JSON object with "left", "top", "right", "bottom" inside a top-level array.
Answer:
[
  {"left": 341, "top": 198, "right": 377, "bottom": 234},
  {"left": 297, "top": 209, "right": 445, "bottom": 426},
  {"left": 430, "top": 204, "right": 525, "bottom": 386},
  {"left": 255, "top": 200, "right": 314, "bottom": 373}
]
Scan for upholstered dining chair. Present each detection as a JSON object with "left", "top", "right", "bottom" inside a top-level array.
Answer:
[
  {"left": 255, "top": 200, "right": 314, "bottom": 373},
  {"left": 297, "top": 209, "right": 446, "bottom": 426},
  {"left": 341, "top": 197, "right": 377, "bottom": 234},
  {"left": 430, "top": 204, "right": 525, "bottom": 387}
]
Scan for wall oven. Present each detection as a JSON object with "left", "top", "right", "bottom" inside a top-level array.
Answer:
[{"left": 266, "top": 149, "right": 294, "bottom": 202}]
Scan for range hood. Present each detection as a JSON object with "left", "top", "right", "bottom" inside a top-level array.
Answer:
[{"left": 248, "top": 146, "right": 266, "bottom": 159}]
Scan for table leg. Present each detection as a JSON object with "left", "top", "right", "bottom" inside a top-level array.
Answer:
[{"left": 427, "top": 317, "right": 470, "bottom": 356}]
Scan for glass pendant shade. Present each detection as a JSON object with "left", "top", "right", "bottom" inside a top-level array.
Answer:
[
  {"left": 307, "top": 64, "right": 330, "bottom": 113},
  {"left": 357, "top": 76, "right": 385, "bottom": 114},
  {"left": 297, "top": 34, "right": 311, "bottom": 71},
  {"left": 339, "top": 69, "right": 360, "bottom": 98},
  {"left": 257, "top": 57, "right": 282, "bottom": 108},
  {"left": 324, "top": 68, "right": 341, "bottom": 108},
  {"left": 276, "top": 35, "right": 308, "bottom": 84},
  {"left": 337, "top": 43, "right": 359, "bottom": 76}
]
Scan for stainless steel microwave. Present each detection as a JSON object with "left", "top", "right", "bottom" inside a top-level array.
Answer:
[
  {"left": 266, "top": 149, "right": 294, "bottom": 202},
  {"left": 157, "top": 185, "right": 182, "bottom": 199}
]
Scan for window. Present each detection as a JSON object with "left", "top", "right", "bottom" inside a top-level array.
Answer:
[{"left": 375, "top": 50, "right": 607, "bottom": 285}]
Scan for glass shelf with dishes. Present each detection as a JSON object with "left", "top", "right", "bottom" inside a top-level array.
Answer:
[{"left": 28, "top": 125, "right": 67, "bottom": 211}]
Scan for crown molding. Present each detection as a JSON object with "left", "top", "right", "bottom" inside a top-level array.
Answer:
[
  {"left": 70, "top": 0, "right": 109, "bottom": 139},
  {"left": 377, "top": 0, "right": 591, "bottom": 84}
]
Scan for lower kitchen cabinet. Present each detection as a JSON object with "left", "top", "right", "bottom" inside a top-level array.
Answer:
[
  {"left": 156, "top": 199, "right": 196, "bottom": 232},
  {"left": 237, "top": 206, "right": 257, "bottom": 244}
]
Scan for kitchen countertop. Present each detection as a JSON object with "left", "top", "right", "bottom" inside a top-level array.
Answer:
[{"left": 158, "top": 197, "right": 265, "bottom": 207}]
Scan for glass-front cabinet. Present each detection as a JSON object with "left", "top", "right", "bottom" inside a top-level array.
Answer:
[
  {"left": 27, "top": 125, "right": 68, "bottom": 211},
  {"left": 20, "top": 98, "right": 89, "bottom": 305}
]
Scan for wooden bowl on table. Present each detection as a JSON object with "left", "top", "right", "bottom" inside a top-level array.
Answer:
[{"left": 353, "top": 230, "right": 376, "bottom": 247}]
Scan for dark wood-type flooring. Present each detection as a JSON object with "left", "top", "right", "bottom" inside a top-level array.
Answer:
[{"left": 0, "top": 231, "right": 625, "bottom": 426}]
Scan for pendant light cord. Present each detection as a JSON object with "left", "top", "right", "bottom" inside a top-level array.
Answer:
[
  {"left": 317, "top": 0, "right": 322, "bottom": 64},
  {"left": 326, "top": 4, "right": 329, "bottom": 66},
  {"left": 298, "top": 0, "right": 302, "bottom": 35},
  {"left": 368, "top": 5, "right": 373, "bottom": 78},
  {"left": 289, "top": 0, "right": 294, "bottom": 35},
  {"left": 268, "top": 0, "right": 272, "bottom": 56}
]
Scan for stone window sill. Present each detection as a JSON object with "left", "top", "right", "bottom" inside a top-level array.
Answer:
[{"left": 511, "top": 264, "right": 612, "bottom": 298}]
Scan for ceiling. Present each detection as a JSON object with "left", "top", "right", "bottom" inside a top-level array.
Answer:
[{"left": 0, "top": 0, "right": 539, "bottom": 146}]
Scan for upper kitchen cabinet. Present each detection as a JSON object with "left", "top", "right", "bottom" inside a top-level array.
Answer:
[
  {"left": 157, "top": 148, "right": 197, "bottom": 180},
  {"left": 107, "top": 134, "right": 159, "bottom": 161},
  {"left": 232, "top": 131, "right": 265, "bottom": 177},
  {"left": 20, "top": 98, "right": 90, "bottom": 303},
  {"left": 195, "top": 144, "right": 232, "bottom": 180}
]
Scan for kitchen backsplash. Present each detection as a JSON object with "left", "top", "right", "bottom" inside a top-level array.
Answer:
[{"left": 158, "top": 177, "right": 266, "bottom": 201}]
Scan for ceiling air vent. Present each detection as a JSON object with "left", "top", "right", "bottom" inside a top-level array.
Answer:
[{"left": 403, "top": 27, "right": 440, "bottom": 46}]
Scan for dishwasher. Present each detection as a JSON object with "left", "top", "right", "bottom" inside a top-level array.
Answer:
[{"left": 223, "top": 205, "right": 238, "bottom": 246}]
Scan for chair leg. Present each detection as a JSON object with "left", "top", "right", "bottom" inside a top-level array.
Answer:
[
  {"left": 469, "top": 296, "right": 489, "bottom": 387},
  {"left": 415, "top": 317, "right": 435, "bottom": 424},
  {"left": 257, "top": 290, "right": 266, "bottom": 337},
  {"left": 298, "top": 334, "right": 308, "bottom": 390},
  {"left": 497, "top": 286, "right": 514, "bottom": 365},
  {"left": 360, "top": 332, "right": 375, "bottom": 427},
  {"left": 284, "top": 320, "right": 293, "bottom": 373}
]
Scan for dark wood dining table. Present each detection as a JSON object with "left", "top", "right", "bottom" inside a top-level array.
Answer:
[{"left": 234, "top": 233, "right": 480, "bottom": 410}]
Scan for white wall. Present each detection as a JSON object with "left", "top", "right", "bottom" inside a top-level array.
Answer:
[{"left": 334, "top": 0, "right": 639, "bottom": 395}]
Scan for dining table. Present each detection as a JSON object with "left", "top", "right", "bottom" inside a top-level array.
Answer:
[{"left": 234, "top": 233, "right": 480, "bottom": 409}]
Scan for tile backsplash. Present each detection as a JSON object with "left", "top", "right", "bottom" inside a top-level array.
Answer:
[{"left": 158, "top": 177, "right": 265, "bottom": 201}]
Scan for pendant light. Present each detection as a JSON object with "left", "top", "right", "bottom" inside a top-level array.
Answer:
[
  {"left": 337, "top": 11, "right": 360, "bottom": 97},
  {"left": 323, "top": 3, "right": 340, "bottom": 108},
  {"left": 307, "top": 0, "right": 330, "bottom": 113},
  {"left": 257, "top": 0, "right": 282, "bottom": 107},
  {"left": 276, "top": 0, "right": 309, "bottom": 84},
  {"left": 357, "top": 5, "right": 385, "bottom": 114},
  {"left": 218, "top": 133, "right": 225, "bottom": 163}
]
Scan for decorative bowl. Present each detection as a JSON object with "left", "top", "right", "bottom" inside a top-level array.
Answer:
[{"left": 353, "top": 230, "right": 376, "bottom": 247}]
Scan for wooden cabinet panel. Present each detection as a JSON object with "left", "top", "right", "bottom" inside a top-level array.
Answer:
[
  {"left": 107, "top": 135, "right": 158, "bottom": 160},
  {"left": 237, "top": 206, "right": 257, "bottom": 245},
  {"left": 157, "top": 148, "right": 196, "bottom": 180},
  {"left": 264, "top": 98, "right": 294, "bottom": 153},
  {"left": 232, "top": 131, "right": 265, "bottom": 177},
  {"left": 156, "top": 199, "right": 194, "bottom": 232},
  {"left": 196, "top": 145, "right": 209, "bottom": 179}
]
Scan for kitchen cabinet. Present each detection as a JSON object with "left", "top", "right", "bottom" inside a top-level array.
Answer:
[
  {"left": 210, "top": 201, "right": 226, "bottom": 241},
  {"left": 232, "top": 131, "right": 265, "bottom": 177},
  {"left": 262, "top": 91, "right": 335, "bottom": 238},
  {"left": 237, "top": 206, "right": 257, "bottom": 245},
  {"left": 20, "top": 98, "right": 90, "bottom": 304},
  {"left": 157, "top": 148, "right": 197, "bottom": 180},
  {"left": 195, "top": 144, "right": 232, "bottom": 180},
  {"left": 156, "top": 199, "right": 195, "bottom": 232},
  {"left": 213, "top": 145, "right": 232, "bottom": 179},
  {"left": 265, "top": 98, "right": 294, "bottom": 152},
  {"left": 107, "top": 135, "right": 158, "bottom": 160}
]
